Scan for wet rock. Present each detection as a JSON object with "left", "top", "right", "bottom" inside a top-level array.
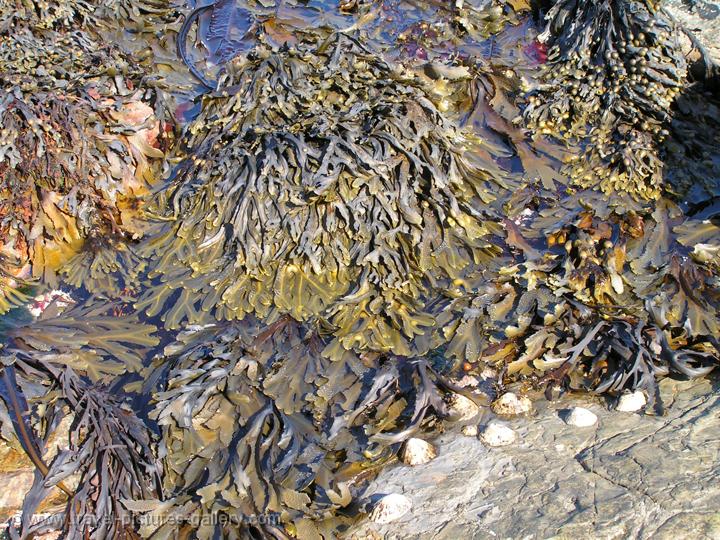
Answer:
[
  {"left": 564, "top": 407, "right": 598, "bottom": 427},
  {"left": 479, "top": 422, "right": 516, "bottom": 447},
  {"left": 369, "top": 494, "right": 412, "bottom": 524},
  {"left": 461, "top": 425, "right": 478, "bottom": 437},
  {"left": 616, "top": 391, "right": 647, "bottom": 413},
  {"left": 665, "top": 0, "right": 720, "bottom": 66},
  {"left": 348, "top": 377, "right": 720, "bottom": 539},
  {"left": 491, "top": 392, "right": 532, "bottom": 416},
  {"left": 399, "top": 438, "right": 437, "bottom": 466}
]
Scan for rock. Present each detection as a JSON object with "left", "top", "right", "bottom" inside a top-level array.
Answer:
[
  {"left": 399, "top": 438, "right": 437, "bottom": 466},
  {"left": 491, "top": 392, "right": 532, "bottom": 416},
  {"left": 0, "top": 471, "right": 34, "bottom": 514},
  {"left": 616, "top": 391, "right": 647, "bottom": 412},
  {"left": 479, "top": 422, "right": 517, "bottom": 447},
  {"left": 461, "top": 425, "right": 478, "bottom": 437},
  {"left": 446, "top": 393, "right": 480, "bottom": 422},
  {"left": 665, "top": 0, "right": 720, "bottom": 65},
  {"left": 564, "top": 407, "right": 598, "bottom": 427},
  {"left": 347, "top": 378, "right": 720, "bottom": 540},
  {"left": 369, "top": 494, "right": 412, "bottom": 524}
]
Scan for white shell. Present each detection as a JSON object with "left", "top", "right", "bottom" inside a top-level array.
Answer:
[
  {"left": 480, "top": 422, "right": 517, "bottom": 447},
  {"left": 491, "top": 392, "right": 532, "bottom": 416},
  {"left": 446, "top": 393, "right": 480, "bottom": 422},
  {"left": 616, "top": 391, "right": 647, "bottom": 412},
  {"left": 461, "top": 425, "right": 478, "bottom": 437},
  {"left": 399, "top": 438, "right": 437, "bottom": 466},
  {"left": 564, "top": 407, "right": 598, "bottom": 427},
  {"left": 369, "top": 494, "right": 412, "bottom": 524}
]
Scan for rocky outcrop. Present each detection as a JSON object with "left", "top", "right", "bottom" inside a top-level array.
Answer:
[
  {"left": 347, "top": 376, "right": 720, "bottom": 539},
  {"left": 665, "top": 0, "right": 720, "bottom": 66}
]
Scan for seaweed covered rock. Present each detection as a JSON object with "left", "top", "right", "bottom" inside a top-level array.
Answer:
[
  {"left": 139, "top": 31, "right": 509, "bottom": 357},
  {"left": 523, "top": 0, "right": 687, "bottom": 199},
  {"left": 136, "top": 317, "right": 466, "bottom": 538},
  {"left": 443, "top": 194, "right": 720, "bottom": 407},
  {"left": 0, "top": 21, "right": 170, "bottom": 304}
]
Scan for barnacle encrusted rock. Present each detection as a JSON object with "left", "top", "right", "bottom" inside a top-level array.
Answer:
[
  {"left": 524, "top": 0, "right": 687, "bottom": 199},
  {"left": 139, "top": 30, "right": 508, "bottom": 357}
]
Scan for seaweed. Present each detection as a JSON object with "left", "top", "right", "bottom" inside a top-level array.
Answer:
[
  {"left": 134, "top": 315, "right": 473, "bottom": 538},
  {"left": 139, "top": 30, "right": 509, "bottom": 358},
  {"left": 442, "top": 193, "right": 720, "bottom": 403},
  {"left": 524, "top": 0, "right": 687, "bottom": 199},
  {"left": 0, "top": 23, "right": 169, "bottom": 296},
  {"left": 0, "top": 301, "right": 161, "bottom": 537},
  {"left": 0, "top": 0, "right": 719, "bottom": 537}
]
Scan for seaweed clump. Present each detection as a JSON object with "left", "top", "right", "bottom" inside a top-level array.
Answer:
[
  {"left": 0, "top": 11, "right": 170, "bottom": 304},
  {"left": 442, "top": 192, "right": 720, "bottom": 408},
  {"left": 523, "top": 0, "right": 686, "bottom": 198},
  {"left": 139, "top": 31, "right": 509, "bottom": 357},
  {"left": 0, "top": 301, "right": 160, "bottom": 538}
]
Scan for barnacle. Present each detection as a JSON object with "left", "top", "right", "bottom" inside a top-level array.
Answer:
[
  {"left": 139, "top": 31, "right": 508, "bottom": 357},
  {"left": 524, "top": 0, "right": 686, "bottom": 199}
]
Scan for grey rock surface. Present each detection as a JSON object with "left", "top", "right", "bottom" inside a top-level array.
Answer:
[
  {"left": 346, "top": 376, "right": 720, "bottom": 540},
  {"left": 665, "top": 0, "right": 720, "bottom": 65}
]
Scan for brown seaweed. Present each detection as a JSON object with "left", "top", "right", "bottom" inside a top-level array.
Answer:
[
  {"left": 0, "top": 1, "right": 719, "bottom": 538},
  {"left": 0, "top": 301, "right": 161, "bottom": 538},
  {"left": 138, "top": 30, "right": 508, "bottom": 358},
  {"left": 523, "top": 0, "right": 686, "bottom": 199}
]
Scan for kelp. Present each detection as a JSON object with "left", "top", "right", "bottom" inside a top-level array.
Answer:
[
  {"left": 523, "top": 0, "right": 686, "bottom": 199},
  {"left": 0, "top": 301, "right": 161, "bottom": 538},
  {"left": 0, "top": 255, "right": 31, "bottom": 315},
  {"left": 139, "top": 30, "right": 509, "bottom": 358}
]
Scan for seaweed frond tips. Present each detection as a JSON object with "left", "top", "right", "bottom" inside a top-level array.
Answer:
[{"left": 524, "top": 0, "right": 687, "bottom": 199}]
